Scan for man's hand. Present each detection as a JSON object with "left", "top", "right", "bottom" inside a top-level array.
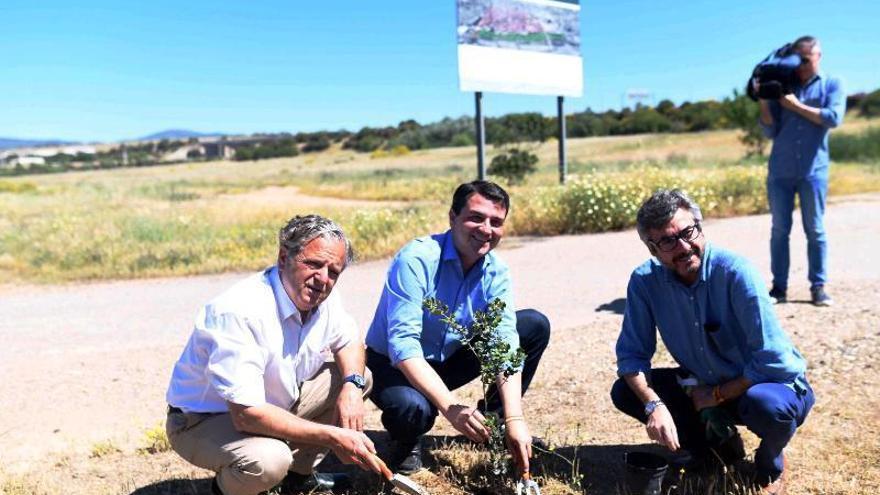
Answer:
[
  {"left": 645, "top": 404, "right": 680, "bottom": 451},
  {"left": 328, "top": 427, "right": 385, "bottom": 474},
  {"left": 690, "top": 385, "right": 719, "bottom": 411},
  {"left": 779, "top": 93, "right": 801, "bottom": 110},
  {"left": 504, "top": 418, "right": 532, "bottom": 476},
  {"left": 335, "top": 383, "right": 365, "bottom": 431},
  {"left": 444, "top": 404, "right": 490, "bottom": 443}
]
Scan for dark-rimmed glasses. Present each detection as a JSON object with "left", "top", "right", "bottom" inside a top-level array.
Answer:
[{"left": 648, "top": 223, "right": 702, "bottom": 252}]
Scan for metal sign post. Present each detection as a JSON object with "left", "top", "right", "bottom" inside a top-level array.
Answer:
[
  {"left": 474, "top": 91, "right": 486, "bottom": 180},
  {"left": 557, "top": 96, "right": 567, "bottom": 184}
]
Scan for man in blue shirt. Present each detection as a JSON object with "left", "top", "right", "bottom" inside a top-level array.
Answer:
[
  {"left": 365, "top": 180, "right": 550, "bottom": 476},
  {"left": 610, "top": 189, "right": 814, "bottom": 495},
  {"left": 759, "top": 35, "right": 846, "bottom": 306}
]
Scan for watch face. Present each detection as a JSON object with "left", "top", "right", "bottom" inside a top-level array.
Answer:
[{"left": 347, "top": 374, "right": 366, "bottom": 388}]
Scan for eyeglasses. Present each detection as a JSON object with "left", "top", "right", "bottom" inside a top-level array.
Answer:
[{"left": 648, "top": 223, "right": 702, "bottom": 252}]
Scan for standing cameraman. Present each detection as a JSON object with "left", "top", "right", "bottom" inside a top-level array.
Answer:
[{"left": 759, "top": 36, "right": 846, "bottom": 307}]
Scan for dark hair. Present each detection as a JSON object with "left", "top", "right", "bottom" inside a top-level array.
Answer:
[
  {"left": 278, "top": 214, "right": 354, "bottom": 266},
  {"left": 450, "top": 180, "right": 510, "bottom": 215},
  {"left": 636, "top": 189, "right": 703, "bottom": 243}
]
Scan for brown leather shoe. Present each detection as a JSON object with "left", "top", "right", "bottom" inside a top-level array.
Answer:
[{"left": 761, "top": 454, "right": 788, "bottom": 495}]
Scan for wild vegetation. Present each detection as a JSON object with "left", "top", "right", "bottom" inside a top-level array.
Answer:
[{"left": 1, "top": 116, "right": 879, "bottom": 284}]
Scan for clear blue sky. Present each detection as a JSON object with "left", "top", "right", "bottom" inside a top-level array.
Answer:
[{"left": 2, "top": 0, "right": 878, "bottom": 142}]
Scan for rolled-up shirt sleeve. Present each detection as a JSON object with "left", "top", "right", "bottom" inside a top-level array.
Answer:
[
  {"left": 730, "top": 262, "right": 805, "bottom": 385},
  {"left": 819, "top": 77, "right": 845, "bottom": 128},
  {"left": 384, "top": 255, "right": 429, "bottom": 366},
  {"left": 204, "top": 311, "right": 269, "bottom": 407},
  {"left": 616, "top": 274, "right": 657, "bottom": 376}
]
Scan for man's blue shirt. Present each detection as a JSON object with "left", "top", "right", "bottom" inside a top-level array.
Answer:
[
  {"left": 615, "top": 243, "right": 807, "bottom": 390},
  {"left": 365, "top": 230, "right": 518, "bottom": 367},
  {"left": 760, "top": 72, "right": 845, "bottom": 179}
]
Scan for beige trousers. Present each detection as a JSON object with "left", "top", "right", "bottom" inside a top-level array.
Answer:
[{"left": 166, "top": 363, "right": 372, "bottom": 495}]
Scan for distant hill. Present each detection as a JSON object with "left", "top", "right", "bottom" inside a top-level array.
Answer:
[
  {"left": 137, "top": 129, "right": 222, "bottom": 141},
  {"left": 0, "top": 137, "right": 75, "bottom": 151}
]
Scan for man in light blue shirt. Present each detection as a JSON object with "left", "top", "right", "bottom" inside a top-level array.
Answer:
[
  {"left": 365, "top": 181, "right": 550, "bottom": 476},
  {"left": 611, "top": 189, "right": 814, "bottom": 494},
  {"left": 759, "top": 35, "right": 846, "bottom": 306}
]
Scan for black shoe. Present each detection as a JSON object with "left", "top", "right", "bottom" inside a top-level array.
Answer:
[
  {"left": 281, "top": 471, "right": 351, "bottom": 493},
  {"left": 385, "top": 437, "right": 424, "bottom": 475},
  {"left": 810, "top": 285, "right": 833, "bottom": 307},
  {"left": 768, "top": 285, "right": 787, "bottom": 304}
]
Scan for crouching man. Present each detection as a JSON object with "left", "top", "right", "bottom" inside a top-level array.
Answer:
[
  {"left": 610, "top": 189, "right": 814, "bottom": 495},
  {"left": 166, "top": 215, "right": 384, "bottom": 495}
]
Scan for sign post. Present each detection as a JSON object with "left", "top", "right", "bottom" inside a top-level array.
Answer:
[
  {"left": 475, "top": 91, "right": 486, "bottom": 180},
  {"left": 456, "top": 0, "right": 583, "bottom": 182}
]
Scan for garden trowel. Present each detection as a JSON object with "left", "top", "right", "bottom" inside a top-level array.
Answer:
[{"left": 371, "top": 453, "right": 428, "bottom": 495}]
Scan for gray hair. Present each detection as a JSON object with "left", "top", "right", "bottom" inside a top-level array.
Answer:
[
  {"left": 793, "top": 35, "right": 819, "bottom": 52},
  {"left": 636, "top": 189, "right": 703, "bottom": 243},
  {"left": 278, "top": 214, "right": 354, "bottom": 266}
]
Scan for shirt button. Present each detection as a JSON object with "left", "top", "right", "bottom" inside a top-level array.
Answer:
[
  {"left": 694, "top": 322, "right": 699, "bottom": 327},
  {"left": 708, "top": 370, "right": 713, "bottom": 375}
]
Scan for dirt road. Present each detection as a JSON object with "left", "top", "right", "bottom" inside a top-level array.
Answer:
[{"left": 1, "top": 193, "right": 878, "bottom": 474}]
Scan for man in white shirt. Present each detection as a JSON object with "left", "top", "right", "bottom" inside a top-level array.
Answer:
[{"left": 166, "top": 215, "right": 384, "bottom": 495}]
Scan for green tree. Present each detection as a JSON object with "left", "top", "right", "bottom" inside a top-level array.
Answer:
[
  {"left": 723, "top": 89, "right": 768, "bottom": 157},
  {"left": 488, "top": 148, "right": 538, "bottom": 185},
  {"left": 858, "top": 89, "right": 880, "bottom": 117}
]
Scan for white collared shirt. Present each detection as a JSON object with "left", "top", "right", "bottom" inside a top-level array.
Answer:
[{"left": 166, "top": 266, "right": 357, "bottom": 413}]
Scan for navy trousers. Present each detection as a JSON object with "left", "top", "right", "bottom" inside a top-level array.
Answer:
[
  {"left": 367, "top": 309, "right": 551, "bottom": 443},
  {"left": 610, "top": 368, "right": 814, "bottom": 483}
]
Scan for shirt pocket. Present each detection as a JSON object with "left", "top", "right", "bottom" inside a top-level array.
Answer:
[{"left": 705, "top": 323, "right": 738, "bottom": 352}]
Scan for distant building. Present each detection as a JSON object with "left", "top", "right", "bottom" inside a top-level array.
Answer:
[{"left": 0, "top": 154, "right": 46, "bottom": 168}]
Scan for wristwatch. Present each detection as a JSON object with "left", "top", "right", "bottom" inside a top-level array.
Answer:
[
  {"left": 343, "top": 373, "right": 367, "bottom": 390},
  {"left": 644, "top": 399, "right": 665, "bottom": 418}
]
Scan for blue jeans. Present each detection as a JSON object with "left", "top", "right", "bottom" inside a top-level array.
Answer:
[
  {"left": 767, "top": 175, "right": 828, "bottom": 290},
  {"left": 366, "top": 309, "right": 550, "bottom": 443},
  {"left": 610, "top": 368, "right": 814, "bottom": 483}
]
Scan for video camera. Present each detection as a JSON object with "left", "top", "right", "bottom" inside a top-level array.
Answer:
[{"left": 746, "top": 43, "right": 802, "bottom": 101}]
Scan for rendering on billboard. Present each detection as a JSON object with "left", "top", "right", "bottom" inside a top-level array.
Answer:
[{"left": 457, "top": 0, "right": 583, "bottom": 97}]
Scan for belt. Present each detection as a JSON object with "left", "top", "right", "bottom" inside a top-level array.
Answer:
[{"left": 167, "top": 405, "right": 184, "bottom": 414}]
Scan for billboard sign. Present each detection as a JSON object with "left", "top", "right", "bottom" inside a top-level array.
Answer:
[{"left": 457, "top": 0, "right": 583, "bottom": 97}]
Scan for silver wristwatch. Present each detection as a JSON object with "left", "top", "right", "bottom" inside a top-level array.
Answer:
[{"left": 644, "top": 399, "right": 665, "bottom": 417}]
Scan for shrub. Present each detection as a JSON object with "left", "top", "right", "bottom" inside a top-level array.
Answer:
[
  {"left": 858, "top": 89, "right": 880, "bottom": 117},
  {"left": 510, "top": 164, "right": 767, "bottom": 236},
  {"left": 488, "top": 148, "right": 538, "bottom": 185},
  {"left": 139, "top": 424, "right": 171, "bottom": 454},
  {"left": 830, "top": 126, "right": 880, "bottom": 163},
  {"left": 302, "top": 135, "right": 331, "bottom": 153}
]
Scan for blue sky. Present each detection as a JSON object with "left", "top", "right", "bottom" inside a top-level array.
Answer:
[{"left": 2, "top": 0, "right": 878, "bottom": 142}]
